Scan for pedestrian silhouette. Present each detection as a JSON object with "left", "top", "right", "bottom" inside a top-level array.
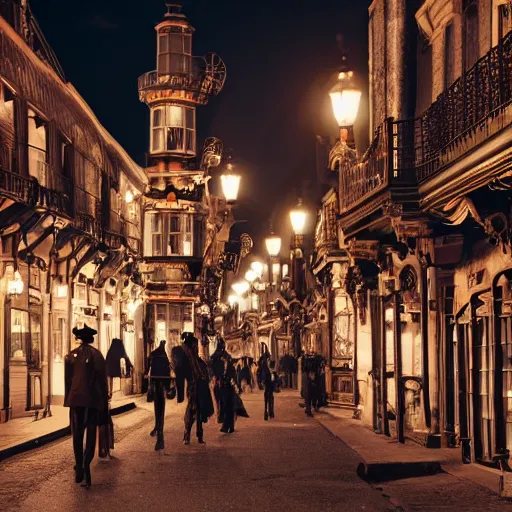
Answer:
[{"left": 64, "top": 324, "right": 108, "bottom": 488}]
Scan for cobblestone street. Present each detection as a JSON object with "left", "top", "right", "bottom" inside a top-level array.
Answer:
[{"left": 1, "top": 392, "right": 511, "bottom": 512}]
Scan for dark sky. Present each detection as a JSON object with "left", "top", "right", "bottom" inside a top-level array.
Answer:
[{"left": 32, "top": 0, "right": 371, "bottom": 257}]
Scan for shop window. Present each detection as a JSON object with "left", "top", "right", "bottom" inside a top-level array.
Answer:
[
  {"left": 53, "top": 316, "right": 67, "bottom": 362},
  {"left": 29, "top": 313, "right": 41, "bottom": 366},
  {"left": 27, "top": 107, "right": 47, "bottom": 185},
  {"left": 11, "top": 309, "right": 29, "bottom": 359},
  {"left": 463, "top": 0, "right": 480, "bottom": 71},
  {"left": 157, "top": 31, "right": 192, "bottom": 75},
  {"left": 150, "top": 104, "right": 195, "bottom": 155}
]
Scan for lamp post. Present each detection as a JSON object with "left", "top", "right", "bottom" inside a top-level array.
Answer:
[
  {"left": 289, "top": 198, "right": 307, "bottom": 302},
  {"left": 329, "top": 48, "right": 362, "bottom": 150}
]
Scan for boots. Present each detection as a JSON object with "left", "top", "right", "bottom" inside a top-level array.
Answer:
[
  {"left": 155, "top": 432, "right": 164, "bottom": 451},
  {"left": 183, "top": 432, "right": 191, "bottom": 445}
]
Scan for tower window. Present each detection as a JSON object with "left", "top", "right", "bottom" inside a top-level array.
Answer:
[
  {"left": 150, "top": 104, "right": 195, "bottom": 155},
  {"left": 157, "top": 31, "right": 192, "bottom": 75}
]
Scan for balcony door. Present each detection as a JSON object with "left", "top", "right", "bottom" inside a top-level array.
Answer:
[{"left": 27, "top": 108, "right": 47, "bottom": 186}]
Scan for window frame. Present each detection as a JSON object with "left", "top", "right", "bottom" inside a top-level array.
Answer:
[
  {"left": 463, "top": 0, "right": 480, "bottom": 72},
  {"left": 149, "top": 104, "right": 196, "bottom": 155},
  {"left": 157, "top": 30, "right": 192, "bottom": 75},
  {"left": 493, "top": 0, "right": 512, "bottom": 45}
]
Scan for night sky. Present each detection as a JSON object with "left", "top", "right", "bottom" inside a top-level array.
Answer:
[{"left": 32, "top": 0, "right": 371, "bottom": 258}]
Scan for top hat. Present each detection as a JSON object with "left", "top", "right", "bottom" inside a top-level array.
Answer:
[{"left": 72, "top": 324, "right": 97, "bottom": 341}]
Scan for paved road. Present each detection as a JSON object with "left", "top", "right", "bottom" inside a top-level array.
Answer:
[{"left": 1, "top": 391, "right": 396, "bottom": 512}]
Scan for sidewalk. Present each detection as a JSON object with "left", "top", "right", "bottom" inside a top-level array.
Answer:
[
  {"left": 0, "top": 395, "right": 142, "bottom": 462},
  {"left": 316, "top": 406, "right": 503, "bottom": 497}
]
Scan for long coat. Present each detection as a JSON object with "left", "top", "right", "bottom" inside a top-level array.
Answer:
[
  {"left": 64, "top": 343, "right": 108, "bottom": 418},
  {"left": 106, "top": 339, "right": 132, "bottom": 378}
]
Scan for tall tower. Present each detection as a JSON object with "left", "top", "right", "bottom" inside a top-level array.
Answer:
[{"left": 138, "top": 1, "right": 226, "bottom": 359}]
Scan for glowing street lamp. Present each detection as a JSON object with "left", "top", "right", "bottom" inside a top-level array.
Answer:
[
  {"left": 221, "top": 162, "right": 241, "bottom": 204},
  {"left": 232, "top": 280, "right": 250, "bottom": 296},
  {"left": 329, "top": 51, "right": 361, "bottom": 146},
  {"left": 245, "top": 269, "right": 257, "bottom": 283},
  {"left": 290, "top": 198, "right": 307, "bottom": 236},
  {"left": 250, "top": 261, "right": 264, "bottom": 278},
  {"left": 265, "top": 232, "right": 282, "bottom": 258}
]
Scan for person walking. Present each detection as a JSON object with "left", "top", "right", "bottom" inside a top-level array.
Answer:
[
  {"left": 219, "top": 344, "right": 237, "bottom": 433},
  {"left": 173, "top": 333, "right": 213, "bottom": 445},
  {"left": 148, "top": 340, "right": 171, "bottom": 451},
  {"left": 106, "top": 338, "right": 133, "bottom": 398},
  {"left": 64, "top": 324, "right": 108, "bottom": 488},
  {"left": 258, "top": 343, "right": 274, "bottom": 421},
  {"left": 211, "top": 338, "right": 230, "bottom": 424}
]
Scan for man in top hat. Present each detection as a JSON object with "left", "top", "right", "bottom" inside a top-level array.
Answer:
[{"left": 65, "top": 324, "right": 108, "bottom": 487}]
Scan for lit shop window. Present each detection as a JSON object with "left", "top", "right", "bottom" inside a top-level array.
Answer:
[
  {"left": 150, "top": 105, "right": 195, "bottom": 155},
  {"left": 11, "top": 309, "right": 29, "bottom": 359},
  {"left": 27, "top": 108, "right": 47, "bottom": 185}
]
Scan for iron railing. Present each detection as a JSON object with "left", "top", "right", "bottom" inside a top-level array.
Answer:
[
  {"left": 74, "top": 186, "right": 100, "bottom": 237},
  {"left": 0, "top": 144, "right": 72, "bottom": 215},
  {"left": 339, "top": 30, "right": 512, "bottom": 213}
]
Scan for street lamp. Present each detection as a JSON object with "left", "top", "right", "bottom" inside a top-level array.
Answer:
[
  {"left": 251, "top": 261, "right": 264, "bottom": 279},
  {"left": 265, "top": 232, "right": 282, "bottom": 258},
  {"left": 290, "top": 198, "right": 307, "bottom": 246},
  {"left": 245, "top": 269, "right": 257, "bottom": 283},
  {"left": 329, "top": 52, "right": 361, "bottom": 147},
  {"left": 232, "top": 280, "right": 250, "bottom": 296},
  {"left": 221, "top": 162, "right": 241, "bottom": 204}
]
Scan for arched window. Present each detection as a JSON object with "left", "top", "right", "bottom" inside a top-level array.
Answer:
[{"left": 463, "top": 0, "right": 480, "bottom": 71}]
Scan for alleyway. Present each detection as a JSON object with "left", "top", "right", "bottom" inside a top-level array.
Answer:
[{"left": 0, "top": 391, "right": 510, "bottom": 512}]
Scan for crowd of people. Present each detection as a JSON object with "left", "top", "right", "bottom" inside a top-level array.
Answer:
[{"left": 63, "top": 324, "right": 326, "bottom": 488}]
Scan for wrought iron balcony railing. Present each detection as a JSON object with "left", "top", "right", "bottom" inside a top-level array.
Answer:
[
  {"left": 339, "top": 30, "right": 512, "bottom": 214},
  {"left": 0, "top": 144, "right": 72, "bottom": 215}
]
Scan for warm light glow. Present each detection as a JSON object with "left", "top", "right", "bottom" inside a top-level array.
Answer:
[
  {"left": 7, "top": 270, "right": 24, "bottom": 297},
  {"left": 56, "top": 284, "right": 68, "bottom": 298},
  {"left": 221, "top": 167, "right": 241, "bottom": 203},
  {"left": 125, "top": 190, "right": 134, "bottom": 203},
  {"left": 232, "top": 280, "right": 250, "bottom": 296},
  {"left": 127, "top": 299, "right": 142, "bottom": 314},
  {"left": 290, "top": 199, "right": 307, "bottom": 235},
  {"left": 251, "top": 261, "right": 264, "bottom": 278},
  {"left": 245, "top": 269, "right": 257, "bottom": 283},
  {"left": 329, "top": 70, "right": 361, "bottom": 127},
  {"left": 265, "top": 233, "right": 282, "bottom": 257},
  {"left": 228, "top": 295, "right": 239, "bottom": 306},
  {"left": 282, "top": 264, "right": 289, "bottom": 278}
]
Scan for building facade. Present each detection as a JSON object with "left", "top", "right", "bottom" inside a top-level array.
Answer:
[
  {"left": 313, "top": 0, "right": 512, "bottom": 462},
  {"left": 0, "top": 0, "right": 147, "bottom": 421},
  {"left": 137, "top": 2, "right": 235, "bottom": 367}
]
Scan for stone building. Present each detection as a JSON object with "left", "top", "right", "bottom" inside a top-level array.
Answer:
[
  {"left": 0, "top": 1, "right": 147, "bottom": 421},
  {"left": 314, "top": 0, "right": 512, "bottom": 462}
]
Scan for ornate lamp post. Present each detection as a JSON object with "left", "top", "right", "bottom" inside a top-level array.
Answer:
[{"left": 220, "top": 160, "right": 241, "bottom": 204}]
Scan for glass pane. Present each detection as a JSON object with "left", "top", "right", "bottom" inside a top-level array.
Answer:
[
  {"left": 169, "top": 34, "right": 183, "bottom": 52},
  {"left": 167, "top": 127, "right": 184, "bottom": 151},
  {"left": 182, "top": 233, "right": 192, "bottom": 256},
  {"left": 153, "top": 234, "right": 162, "bottom": 256},
  {"left": 156, "top": 304, "right": 167, "bottom": 321},
  {"left": 151, "top": 213, "right": 162, "bottom": 232},
  {"left": 152, "top": 128, "right": 164, "bottom": 152},
  {"left": 11, "top": 309, "right": 28, "bottom": 359},
  {"left": 158, "top": 54, "right": 170, "bottom": 75},
  {"left": 169, "top": 234, "right": 179, "bottom": 254},
  {"left": 170, "top": 215, "right": 179, "bottom": 233},
  {"left": 184, "top": 35, "right": 192, "bottom": 54},
  {"left": 158, "top": 33, "right": 169, "bottom": 53},
  {"left": 185, "top": 108, "right": 194, "bottom": 129},
  {"left": 186, "top": 129, "right": 195, "bottom": 154},
  {"left": 167, "top": 105, "right": 184, "bottom": 127},
  {"left": 152, "top": 108, "right": 163, "bottom": 127},
  {"left": 30, "top": 314, "right": 41, "bottom": 365},
  {"left": 183, "top": 214, "right": 192, "bottom": 232}
]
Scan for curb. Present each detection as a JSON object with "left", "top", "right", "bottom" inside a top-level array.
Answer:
[{"left": 0, "top": 401, "right": 136, "bottom": 463}]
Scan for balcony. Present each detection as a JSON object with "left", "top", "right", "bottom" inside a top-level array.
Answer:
[
  {"left": 74, "top": 186, "right": 100, "bottom": 237},
  {"left": 0, "top": 144, "right": 72, "bottom": 216},
  {"left": 339, "top": 30, "right": 512, "bottom": 216}
]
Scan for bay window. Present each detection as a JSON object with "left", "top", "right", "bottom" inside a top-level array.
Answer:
[
  {"left": 11, "top": 309, "right": 29, "bottom": 359},
  {"left": 157, "top": 30, "right": 192, "bottom": 75},
  {"left": 150, "top": 104, "right": 196, "bottom": 155},
  {"left": 145, "top": 211, "right": 202, "bottom": 257}
]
